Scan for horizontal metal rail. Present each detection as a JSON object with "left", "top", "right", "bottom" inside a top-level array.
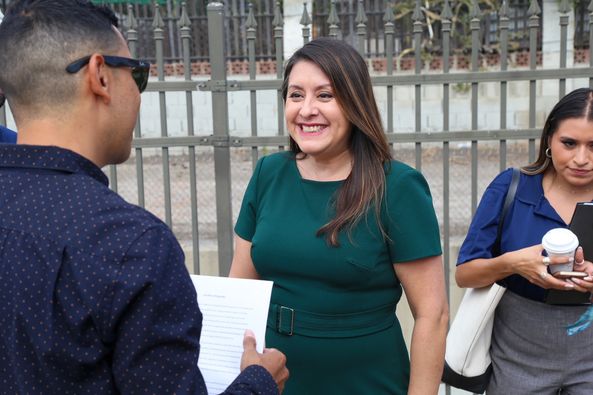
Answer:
[
  {"left": 131, "top": 129, "right": 543, "bottom": 149},
  {"left": 143, "top": 67, "right": 593, "bottom": 93}
]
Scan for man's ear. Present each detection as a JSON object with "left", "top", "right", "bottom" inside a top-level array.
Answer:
[{"left": 87, "top": 54, "right": 111, "bottom": 104}]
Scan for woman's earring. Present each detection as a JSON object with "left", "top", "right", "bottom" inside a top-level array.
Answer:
[{"left": 545, "top": 148, "right": 552, "bottom": 158}]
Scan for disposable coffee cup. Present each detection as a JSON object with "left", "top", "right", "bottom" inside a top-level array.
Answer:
[{"left": 541, "top": 228, "right": 579, "bottom": 273}]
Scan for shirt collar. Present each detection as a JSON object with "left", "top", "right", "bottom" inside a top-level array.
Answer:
[
  {"left": 515, "top": 171, "right": 566, "bottom": 224},
  {"left": 0, "top": 144, "right": 109, "bottom": 186}
]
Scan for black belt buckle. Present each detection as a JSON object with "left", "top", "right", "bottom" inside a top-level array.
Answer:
[{"left": 278, "top": 306, "right": 294, "bottom": 336}]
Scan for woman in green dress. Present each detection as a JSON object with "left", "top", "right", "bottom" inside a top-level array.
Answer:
[{"left": 230, "top": 38, "right": 448, "bottom": 394}]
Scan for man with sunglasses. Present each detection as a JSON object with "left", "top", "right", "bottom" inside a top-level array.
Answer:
[{"left": 0, "top": 1, "right": 288, "bottom": 394}]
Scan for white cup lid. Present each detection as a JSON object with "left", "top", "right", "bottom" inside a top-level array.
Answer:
[{"left": 541, "top": 228, "right": 579, "bottom": 254}]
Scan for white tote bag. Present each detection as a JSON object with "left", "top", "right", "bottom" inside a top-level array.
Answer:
[{"left": 442, "top": 283, "right": 506, "bottom": 394}]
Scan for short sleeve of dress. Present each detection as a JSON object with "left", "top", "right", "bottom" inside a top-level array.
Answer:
[
  {"left": 456, "top": 168, "right": 514, "bottom": 265},
  {"left": 234, "top": 156, "right": 265, "bottom": 242},
  {"left": 386, "top": 163, "right": 442, "bottom": 263}
]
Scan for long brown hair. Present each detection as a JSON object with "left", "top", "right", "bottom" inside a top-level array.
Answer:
[
  {"left": 282, "top": 38, "right": 392, "bottom": 246},
  {"left": 523, "top": 88, "right": 593, "bottom": 175}
]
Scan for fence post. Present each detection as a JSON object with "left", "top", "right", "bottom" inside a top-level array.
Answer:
[
  {"left": 559, "top": 0, "right": 570, "bottom": 97},
  {"left": 246, "top": 3, "right": 259, "bottom": 170},
  {"left": 441, "top": 2, "right": 452, "bottom": 338},
  {"left": 528, "top": 0, "right": 541, "bottom": 163},
  {"left": 153, "top": 5, "right": 173, "bottom": 228},
  {"left": 470, "top": 0, "right": 481, "bottom": 214},
  {"left": 355, "top": 0, "right": 367, "bottom": 57},
  {"left": 179, "top": 2, "right": 201, "bottom": 274},
  {"left": 384, "top": 4, "right": 394, "bottom": 134},
  {"left": 412, "top": 0, "right": 422, "bottom": 171},
  {"left": 328, "top": 0, "right": 340, "bottom": 38},
  {"left": 126, "top": 5, "right": 146, "bottom": 209},
  {"left": 207, "top": 2, "right": 234, "bottom": 275},
  {"left": 273, "top": 3, "right": 285, "bottom": 141},
  {"left": 301, "top": 3, "right": 311, "bottom": 45},
  {"left": 500, "top": 0, "right": 510, "bottom": 172}
]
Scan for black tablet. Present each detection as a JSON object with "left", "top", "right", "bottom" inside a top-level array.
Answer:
[
  {"left": 544, "top": 202, "right": 593, "bottom": 305},
  {"left": 569, "top": 202, "right": 593, "bottom": 262}
]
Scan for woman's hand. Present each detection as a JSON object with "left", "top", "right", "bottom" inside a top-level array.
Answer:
[
  {"left": 506, "top": 244, "right": 575, "bottom": 290},
  {"left": 566, "top": 247, "right": 593, "bottom": 293}
]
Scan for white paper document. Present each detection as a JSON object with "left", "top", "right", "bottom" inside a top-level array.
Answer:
[{"left": 190, "top": 275, "right": 273, "bottom": 394}]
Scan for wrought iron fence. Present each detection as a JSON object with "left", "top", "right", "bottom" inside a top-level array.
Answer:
[
  {"left": 312, "top": 0, "right": 541, "bottom": 58},
  {"left": 2, "top": 0, "right": 589, "bottom": 281},
  {"left": 81, "top": 0, "right": 590, "bottom": 281},
  {"left": 103, "top": 0, "right": 282, "bottom": 62},
  {"left": 4, "top": 0, "right": 582, "bottom": 62}
]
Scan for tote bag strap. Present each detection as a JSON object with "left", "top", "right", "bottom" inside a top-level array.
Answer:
[{"left": 491, "top": 168, "right": 520, "bottom": 257}]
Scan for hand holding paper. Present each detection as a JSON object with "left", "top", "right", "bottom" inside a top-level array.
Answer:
[
  {"left": 241, "top": 329, "right": 289, "bottom": 393},
  {"left": 190, "top": 275, "right": 287, "bottom": 394}
]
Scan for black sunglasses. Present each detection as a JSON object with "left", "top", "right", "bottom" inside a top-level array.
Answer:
[{"left": 66, "top": 55, "right": 150, "bottom": 93}]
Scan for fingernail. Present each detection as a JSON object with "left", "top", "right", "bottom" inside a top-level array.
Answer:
[
  {"left": 585, "top": 277, "right": 592, "bottom": 281},
  {"left": 568, "top": 257, "right": 575, "bottom": 263},
  {"left": 565, "top": 283, "right": 575, "bottom": 288}
]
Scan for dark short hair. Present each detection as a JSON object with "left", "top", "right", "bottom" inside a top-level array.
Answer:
[
  {"left": 0, "top": 0, "right": 119, "bottom": 111},
  {"left": 523, "top": 87, "right": 593, "bottom": 174}
]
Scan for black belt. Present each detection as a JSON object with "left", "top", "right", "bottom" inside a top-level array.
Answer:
[{"left": 267, "top": 302, "right": 396, "bottom": 338}]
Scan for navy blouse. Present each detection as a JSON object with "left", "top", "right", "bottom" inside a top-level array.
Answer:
[
  {"left": 0, "top": 125, "right": 16, "bottom": 143},
  {"left": 457, "top": 168, "right": 569, "bottom": 302}
]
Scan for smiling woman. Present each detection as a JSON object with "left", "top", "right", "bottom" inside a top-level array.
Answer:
[
  {"left": 230, "top": 37, "right": 449, "bottom": 395},
  {"left": 284, "top": 60, "right": 352, "bottom": 181}
]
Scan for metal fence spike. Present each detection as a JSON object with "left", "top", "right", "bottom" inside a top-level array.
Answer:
[
  {"left": 412, "top": 0, "right": 422, "bottom": 22},
  {"left": 178, "top": 2, "right": 191, "bottom": 29},
  {"left": 327, "top": 0, "right": 340, "bottom": 26},
  {"left": 246, "top": 2, "right": 258, "bottom": 29},
  {"left": 272, "top": 1, "right": 283, "bottom": 27},
  {"left": 383, "top": 2, "right": 394, "bottom": 24},
  {"left": 355, "top": 0, "right": 367, "bottom": 25},
  {"left": 124, "top": 4, "right": 138, "bottom": 31},
  {"left": 441, "top": 0, "right": 452, "bottom": 20},
  {"left": 152, "top": 3, "right": 165, "bottom": 29},
  {"left": 470, "top": 0, "right": 482, "bottom": 19},
  {"left": 528, "top": 0, "right": 542, "bottom": 16},
  {"left": 300, "top": 2, "right": 311, "bottom": 26},
  {"left": 500, "top": 0, "right": 510, "bottom": 18}
]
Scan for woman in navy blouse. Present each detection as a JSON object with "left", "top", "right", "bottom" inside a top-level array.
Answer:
[{"left": 456, "top": 88, "right": 593, "bottom": 394}]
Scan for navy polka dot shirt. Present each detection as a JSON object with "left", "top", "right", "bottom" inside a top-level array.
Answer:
[{"left": 0, "top": 145, "right": 278, "bottom": 395}]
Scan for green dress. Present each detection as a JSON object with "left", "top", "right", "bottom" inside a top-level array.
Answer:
[{"left": 235, "top": 152, "right": 441, "bottom": 395}]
